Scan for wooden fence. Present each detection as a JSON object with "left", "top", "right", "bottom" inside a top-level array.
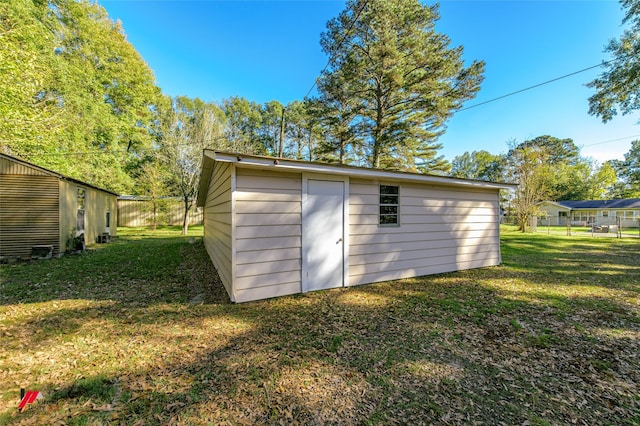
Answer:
[{"left": 117, "top": 197, "right": 203, "bottom": 227}]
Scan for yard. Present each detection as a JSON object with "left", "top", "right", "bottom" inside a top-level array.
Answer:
[{"left": 1, "top": 226, "right": 639, "bottom": 425}]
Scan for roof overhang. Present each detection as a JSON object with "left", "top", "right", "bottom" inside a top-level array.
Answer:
[
  {"left": 1, "top": 152, "right": 119, "bottom": 196},
  {"left": 538, "top": 201, "right": 572, "bottom": 210},
  {"left": 197, "top": 150, "right": 517, "bottom": 206}
]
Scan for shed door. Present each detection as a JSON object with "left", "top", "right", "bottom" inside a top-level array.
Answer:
[{"left": 302, "top": 179, "right": 345, "bottom": 292}]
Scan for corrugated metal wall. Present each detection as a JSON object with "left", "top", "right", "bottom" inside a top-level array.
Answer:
[
  {"left": 0, "top": 157, "right": 53, "bottom": 176},
  {"left": 117, "top": 199, "right": 203, "bottom": 227},
  {"left": 0, "top": 175, "right": 61, "bottom": 258}
]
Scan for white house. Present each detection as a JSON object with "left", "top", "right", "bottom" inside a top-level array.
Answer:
[
  {"left": 538, "top": 199, "right": 640, "bottom": 227},
  {"left": 196, "top": 150, "right": 516, "bottom": 303}
]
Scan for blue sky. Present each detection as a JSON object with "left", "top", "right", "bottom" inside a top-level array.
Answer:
[{"left": 101, "top": 0, "right": 638, "bottom": 164}]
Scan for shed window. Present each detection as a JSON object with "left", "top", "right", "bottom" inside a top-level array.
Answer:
[
  {"left": 602, "top": 210, "right": 609, "bottom": 218},
  {"left": 379, "top": 185, "right": 399, "bottom": 226}
]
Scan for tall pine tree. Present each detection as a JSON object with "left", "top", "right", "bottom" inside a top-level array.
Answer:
[{"left": 315, "top": 0, "right": 484, "bottom": 172}]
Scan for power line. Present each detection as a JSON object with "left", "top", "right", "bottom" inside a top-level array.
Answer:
[
  {"left": 582, "top": 134, "right": 640, "bottom": 148},
  {"left": 303, "top": 0, "right": 369, "bottom": 100},
  {"left": 458, "top": 57, "right": 623, "bottom": 113}
]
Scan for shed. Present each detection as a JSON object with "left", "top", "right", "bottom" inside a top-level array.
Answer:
[
  {"left": 0, "top": 153, "right": 118, "bottom": 259},
  {"left": 197, "top": 150, "right": 516, "bottom": 303}
]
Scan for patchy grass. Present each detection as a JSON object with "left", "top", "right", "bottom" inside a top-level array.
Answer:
[{"left": 1, "top": 225, "right": 639, "bottom": 425}]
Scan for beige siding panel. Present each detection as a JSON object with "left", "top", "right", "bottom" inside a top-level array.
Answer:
[
  {"left": 237, "top": 173, "right": 300, "bottom": 191},
  {"left": 350, "top": 228, "right": 498, "bottom": 246},
  {"left": 235, "top": 270, "right": 300, "bottom": 290},
  {"left": 236, "top": 235, "right": 300, "bottom": 252},
  {"left": 350, "top": 236, "right": 495, "bottom": 256},
  {"left": 235, "top": 189, "right": 300, "bottom": 202},
  {"left": 236, "top": 224, "right": 301, "bottom": 239},
  {"left": 349, "top": 202, "right": 496, "bottom": 217},
  {"left": 235, "top": 200, "right": 301, "bottom": 214},
  {"left": 351, "top": 222, "right": 497, "bottom": 236},
  {"left": 236, "top": 259, "right": 301, "bottom": 278},
  {"left": 235, "top": 281, "right": 301, "bottom": 303},
  {"left": 236, "top": 247, "right": 300, "bottom": 265},
  {"left": 349, "top": 213, "right": 497, "bottom": 226},
  {"left": 350, "top": 244, "right": 498, "bottom": 266},
  {"left": 202, "top": 162, "right": 233, "bottom": 299},
  {"left": 350, "top": 250, "right": 498, "bottom": 276},
  {"left": 236, "top": 213, "right": 301, "bottom": 226},
  {"left": 233, "top": 167, "right": 302, "bottom": 301},
  {"left": 348, "top": 178, "right": 501, "bottom": 287},
  {"left": 0, "top": 175, "right": 60, "bottom": 257},
  {"left": 350, "top": 257, "right": 499, "bottom": 286}
]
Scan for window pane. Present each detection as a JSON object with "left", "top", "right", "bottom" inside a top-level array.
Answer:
[
  {"left": 380, "top": 185, "right": 399, "bottom": 195},
  {"left": 380, "top": 195, "right": 398, "bottom": 205},
  {"left": 380, "top": 205, "right": 398, "bottom": 215},
  {"left": 379, "top": 215, "right": 398, "bottom": 225}
]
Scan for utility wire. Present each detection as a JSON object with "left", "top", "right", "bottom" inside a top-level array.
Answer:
[
  {"left": 458, "top": 57, "right": 624, "bottom": 113},
  {"left": 303, "top": 0, "right": 369, "bottom": 100},
  {"left": 582, "top": 134, "right": 640, "bottom": 148}
]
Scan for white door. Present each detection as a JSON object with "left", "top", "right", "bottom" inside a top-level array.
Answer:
[{"left": 303, "top": 179, "right": 345, "bottom": 292}]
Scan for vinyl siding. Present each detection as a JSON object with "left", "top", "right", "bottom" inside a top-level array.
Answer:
[
  {"left": 348, "top": 178, "right": 501, "bottom": 286},
  {"left": 0, "top": 175, "right": 60, "bottom": 258},
  {"left": 59, "top": 181, "right": 117, "bottom": 248},
  {"left": 203, "top": 162, "right": 234, "bottom": 299},
  {"left": 234, "top": 168, "right": 302, "bottom": 303}
]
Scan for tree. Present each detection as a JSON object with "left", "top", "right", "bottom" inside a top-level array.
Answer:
[
  {"left": 516, "top": 135, "right": 579, "bottom": 165},
  {"left": 450, "top": 150, "right": 505, "bottom": 182},
  {"left": 609, "top": 140, "right": 640, "bottom": 197},
  {"left": 588, "top": 0, "right": 640, "bottom": 122},
  {"left": 222, "top": 97, "right": 262, "bottom": 154},
  {"left": 284, "top": 100, "right": 322, "bottom": 161},
  {"left": 159, "top": 96, "right": 226, "bottom": 234},
  {"left": 0, "top": 0, "right": 163, "bottom": 193},
  {"left": 506, "top": 143, "right": 552, "bottom": 232},
  {"left": 0, "top": 0, "right": 61, "bottom": 157},
  {"left": 590, "top": 161, "right": 618, "bottom": 199},
  {"left": 258, "top": 100, "right": 284, "bottom": 156},
  {"left": 316, "top": 0, "right": 484, "bottom": 172}
]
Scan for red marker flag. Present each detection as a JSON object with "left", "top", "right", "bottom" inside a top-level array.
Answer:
[{"left": 18, "top": 390, "right": 42, "bottom": 412}]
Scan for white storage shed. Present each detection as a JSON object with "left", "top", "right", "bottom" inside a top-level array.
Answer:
[{"left": 197, "top": 150, "right": 515, "bottom": 303}]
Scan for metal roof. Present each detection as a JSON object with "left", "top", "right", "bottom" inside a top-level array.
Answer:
[
  {"left": 554, "top": 199, "right": 640, "bottom": 210},
  {"left": 0, "top": 152, "right": 119, "bottom": 196},
  {"left": 197, "top": 150, "right": 517, "bottom": 206}
]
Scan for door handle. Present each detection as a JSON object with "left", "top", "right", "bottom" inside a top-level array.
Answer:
[{"left": 336, "top": 238, "right": 343, "bottom": 244}]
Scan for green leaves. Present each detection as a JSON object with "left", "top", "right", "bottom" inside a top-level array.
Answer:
[
  {"left": 0, "top": 0, "right": 163, "bottom": 194},
  {"left": 588, "top": 0, "right": 640, "bottom": 122},
  {"left": 314, "top": 0, "right": 484, "bottom": 172}
]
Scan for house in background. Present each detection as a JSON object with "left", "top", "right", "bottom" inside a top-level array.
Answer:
[
  {"left": 0, "top": 153, "right": 117, "bottom": 260},
  {"left": 538, "top": 199, "right": 640, "bottom": 227},
  {"left": 197, "top": 150, "right": 516, "bottom": 303}
]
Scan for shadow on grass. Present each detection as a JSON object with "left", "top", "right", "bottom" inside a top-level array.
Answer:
[{"left": 2, "top": 231, "right": 639, "bottom": 424}]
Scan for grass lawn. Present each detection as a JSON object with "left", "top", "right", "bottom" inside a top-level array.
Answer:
[{"left": 1, "top": 225, "right": 639, "bottom": 425}]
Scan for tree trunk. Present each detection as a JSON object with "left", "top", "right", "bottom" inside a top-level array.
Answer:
[
  {"left": 182, "top": 198, "right": 190, "bottom": 235},
  {"left": 152, "top": 200, "right": 157, "bottom": 231}
]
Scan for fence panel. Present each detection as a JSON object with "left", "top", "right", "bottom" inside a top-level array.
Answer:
[{"left": 117, "top": 198, "right": 203, "bottom": 227}]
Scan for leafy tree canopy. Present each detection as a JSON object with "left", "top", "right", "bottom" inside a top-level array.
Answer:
[
  {"left": 315, "top": 0, "right": 484, "bottom": 173},
  {"left": 588, "top": 0, "right": 640, "bottom": 122}
]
